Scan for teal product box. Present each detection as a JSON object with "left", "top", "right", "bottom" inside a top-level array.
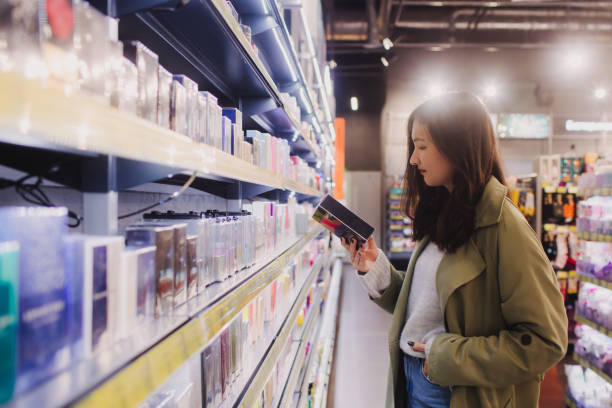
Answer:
[{"left": 0, "top": 241, "right": 19, "bottom": 404}]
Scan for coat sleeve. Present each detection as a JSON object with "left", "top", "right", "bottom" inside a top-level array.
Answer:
[
  {"left": 369, "top": 251, "right": 405, "bottom": 314},
  {"left": 427, "top": 207, "right": 568, "bottom": 388}
]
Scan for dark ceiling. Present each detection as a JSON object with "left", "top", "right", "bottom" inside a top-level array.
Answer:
[{"left": 324, "top": 0, "right": 612, "bottom": 76}]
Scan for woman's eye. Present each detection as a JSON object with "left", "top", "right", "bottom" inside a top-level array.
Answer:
[{"left": 418, "top": 146, "right": 426, "bottom": 151}]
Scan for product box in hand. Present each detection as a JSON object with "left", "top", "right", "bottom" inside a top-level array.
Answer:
[
  {"left": 0, "top": 241, "right": 19, "bottom": 404},
  {"left": 0, "top": 207, "right": 70, "bottom": 394},
  {"left": 174, "top": 75, "right": 199, "bottom": 140},
  {"left": 157, "top": 66, "right": 173, "bottom": 129},
  {"left": 126, "top": 225, "right": 175, "bottom": 316},
  {"left": 119, "top": 246, "right": 156, "bottom": 338},
  {"left": 124, "top": 41, "right": 159, "bottom": 122},
  {"left": 313, "top": 194, "right": 374, "bottom": 249}
]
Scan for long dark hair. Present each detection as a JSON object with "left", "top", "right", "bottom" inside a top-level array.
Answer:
[{"left": 402, "top": 91, "right": 506, "bottom": 253}]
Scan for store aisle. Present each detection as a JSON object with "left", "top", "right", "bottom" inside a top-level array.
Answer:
[{"left": 330, "top": 262, "right": 392, "bottom": 408}]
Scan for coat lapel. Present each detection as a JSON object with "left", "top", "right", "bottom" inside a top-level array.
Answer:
[{"left": 436, "top": 238, "right": 486, "bottom": 325}]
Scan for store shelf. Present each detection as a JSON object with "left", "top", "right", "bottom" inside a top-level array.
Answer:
[
  {"left": 578, "top": 187, "right": 612, "bottom": 198},
  {"left": 0, "top": 73, "right": 321, "bottom": 199},
  {"left": 277, "top": 287, "right": 325, "bottom": 408},
  {"left": 565, "top": 393, "right": 583, "bottom": 408},
  {"left": 116, "top": 0, "right": 297, "bottom": 134},
  {"left": 307, "top": 259, "right": 343, "bottom": 408},
  {"left": 576, "top": 230, "right": 612, "bottom": 243},
  {"left": 388, "top": 251, "right": 413, "bottom": 260},
  {"left": 3, "top": 227, "right": 323, "bottom": 408},
  {"left": 573, "top": 353, "right": 612, "bottom": 385},
  {"left": 235, "top": 252, "right": 329, "bottom": 407},
  {"left": 577, "top": 272, "right": 612, "bottom": 290},
  {"left": 575, "top": 314, "right": 612, "bottom": 340}
]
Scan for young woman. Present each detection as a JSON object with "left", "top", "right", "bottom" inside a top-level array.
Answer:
[{"left": 342, "top": 92, "right": 568, "bottom": 408}]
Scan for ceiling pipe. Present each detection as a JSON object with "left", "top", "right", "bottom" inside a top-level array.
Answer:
[
  {"left": 366, "top": 0, "right": 380, "bottom": 47},
  {"left": 390, "top": 1, "right": 612, "bottom": 8}
]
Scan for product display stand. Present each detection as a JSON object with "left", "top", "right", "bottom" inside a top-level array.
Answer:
[
  {"left": 566, "top": 170, "right": 612, "bottom": 406},
  {"left": 385, "top": 184, "right": 414, "bottom": 270}
]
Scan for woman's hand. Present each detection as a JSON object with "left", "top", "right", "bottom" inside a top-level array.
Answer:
[
  {"left": 341, "top": 236, "right": 379, "bottom": 273},
  {"left": 410, "top": 342, "right": 429, "bottom": 375}
]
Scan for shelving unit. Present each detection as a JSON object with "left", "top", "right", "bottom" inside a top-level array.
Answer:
[
  {"left": 572, "top": 353, "right": 612, "bottom": 385},
  {"left": 574, "top": 315, "right": 612, "bottom": 339}
]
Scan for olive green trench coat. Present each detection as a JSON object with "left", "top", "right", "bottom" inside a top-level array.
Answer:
[{"left": 373, "top": 177, "right": 568, "bottom": 408}]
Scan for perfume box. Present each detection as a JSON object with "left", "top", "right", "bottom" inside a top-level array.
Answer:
[
  {"left": 0, "top": 241, "right": 19, "bottom": 404},
  {"left": 0, "top": 207, "right": 70, "bottom": 394},
  {"left": 119, "top": 246, "right": 156, "bottom": 338},
  {"left": 222, "top": 108, "right": 243, "bottom": 156},
  {"left": 173, "top": 75, "right": 199, "bottom": 141},
  {"left": 124, "top": 41, "right": 159, "bottom": 122},
  {"left": 125, "top": 225, "right": 175, "bottom": 316},
  {"left": 63, "top": 235, "right": 123, "bottom": 356},
  {"left": 221, "top": 116, "right": 232, "bottom": 154},
  {"left": 74, "top": 1, "right": 111, "bottom": 101},
  {"left": 186, "top": 236, "right": 198, "bottom": 301},
  {"left": 119, "top": 58, "right": 139, "bottom": 116},
  {"left": 157, "top": 66, "right": 173, "bottom": 129},
  {"left": 170, "top": 79, "right": 188, "bottom": 136},
  {"left": 200, "top": 92, "right": 218, "bottom": 147},
  {"left": 197, "top": 93, "right": 208, "bottom": 144}
]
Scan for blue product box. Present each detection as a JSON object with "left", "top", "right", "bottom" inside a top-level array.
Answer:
[{"left": 0, "top": 207, "right": 70, "bottom": 394}]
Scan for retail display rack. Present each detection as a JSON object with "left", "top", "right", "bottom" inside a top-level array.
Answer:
[
  {"left": 566, "top": 169, "right": 612, "bottom": 406},
  {"left": 385, "top": 184, "right": 415, "bottom": 268},
  {"left": 0, "top": 1, "right": 340, "bottom": 407}
]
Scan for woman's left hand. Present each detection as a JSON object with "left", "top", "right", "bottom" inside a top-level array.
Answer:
[{"left": 411, "top": 342, "right": 429, "bottom": 375}]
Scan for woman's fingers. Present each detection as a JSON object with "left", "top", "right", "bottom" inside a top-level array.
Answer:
[
  {"left": 410, "top": 342, "right": 426, "bottom": 352},
  {"left": 366, "top": 236, "right": 377, "bottom": 251}
]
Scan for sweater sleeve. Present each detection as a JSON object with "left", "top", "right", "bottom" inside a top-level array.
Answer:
[{"left": 357, "top": 249, "right": 391, "bottom": 298}]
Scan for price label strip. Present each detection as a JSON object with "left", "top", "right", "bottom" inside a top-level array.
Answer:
[
  {"left": 574, "top": 314, "right": 612, "bottom": 340},
  {"left": 75, "top": 227, "right": 323, "bottom": 408},
  {"left": 576, "top": 272, "right": 612, "bottom": 290},
  {"left": 573, "top": 353, "right": 612, "bottom": 386}
]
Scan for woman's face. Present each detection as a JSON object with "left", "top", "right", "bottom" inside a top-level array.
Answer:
[{"left": 410, "top": 120, "right": 454, "bottom": 190}]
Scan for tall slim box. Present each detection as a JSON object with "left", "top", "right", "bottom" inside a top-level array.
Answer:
[
  {"left": 123, "top": 41, "right": 159, "bottom": 122},
  {"left": 126, "top": 226, "right": 175, "bottom": 316},
  {"left": 0, "top": 241, "right": 19, "bottom": 404},
  {"left": 119, "top": 246, "right": 156, "bottom": 338}
]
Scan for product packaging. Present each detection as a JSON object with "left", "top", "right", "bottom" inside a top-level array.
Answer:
[
  {"left": 186, "top": 235, "right": 198, "bottom": 301},
  {"left": 63, "top": 235, "right": 124, "bottom": 356},
  {"left": 119, "top": 58, "right": 139, "bottom": 115},
  {"left": 170, "top": 79, "right": 188, "bottom": 136},
  {"left": 75, "top": 1, "right": 111, "bottom": 101},
  {"left": 221, "top": 116, "right": 232, "bottom": 154},
  {"left": 197, "top": 93, "right": 208, "bottom": 144},
  {"left": 222, "top": 108, "right": 243, "bottom": 156},
  {"left": 173, "top": 75, "right": 199, "bottom": 140},
  {"left": 119, "top": 246, "right": 156, "bottom": 338},
  {"left": 157, "top": 66, "right": 173, "bottom": 129},
  {"left": 125, "top": 225, "right": 175, "bottom": 316},
  {"left": 0, "top": 241, "right": 19, "bottom": 404},
  {"left": 123, "top": 41, "right": 159, "bottom": 122},
  {"left": 200, "top": 92, "right": 219, "bottom": 148},
  {"left": 0, "top": 207, "right": 70, "bottom": 394}
]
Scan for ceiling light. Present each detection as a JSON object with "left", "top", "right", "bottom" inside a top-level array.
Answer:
[
  {"left": 429, "top": 46, "right": 444, "bottom": 52},
  {"left": 428, "top": 84, "right": 446, "bottom": 97},
  {"left": 381, "top": 57, "right": 389, "bottom": 67},
  {"left": 484, "top": 84, "right": 497, "bottom": 98},
  {"left": 484, "top": 47, "right": 499, "bottom": 53},
  {"left": 382, "top": 37, "right": 394, "bottom": 50},
  {"left": 329, "top": 59, "right": 337, "bottom": 69},
  {"left": 430, "top": 1, "right": 444, "bottom": 6},
  {"left": 350, "top": 96, "right": 359, "bottom": 111},
  {"left": 594, "top": 87, "right": 607, "bottom": 99}
]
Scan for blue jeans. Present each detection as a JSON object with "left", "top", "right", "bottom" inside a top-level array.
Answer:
[{"left": 403, "top": 354, "right": 451, "bottom": 408}]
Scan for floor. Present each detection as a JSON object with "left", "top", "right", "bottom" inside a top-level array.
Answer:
[{"left": 328, "top": 262, "right": 567, "bottom": 408}]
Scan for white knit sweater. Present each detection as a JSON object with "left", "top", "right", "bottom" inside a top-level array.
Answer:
[{"left": 358, "top": 243, "right": 446, "bottom": 359}]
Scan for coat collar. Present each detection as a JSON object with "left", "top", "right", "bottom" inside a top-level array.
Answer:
[{"left": 474, "top": 176, "right": 507, "bottom": 229}]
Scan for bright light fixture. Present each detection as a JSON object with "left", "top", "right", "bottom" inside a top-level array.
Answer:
[
  {"left": 382, "top": 37, "right": 394, "bottom": 50},
  {"left": 484, "top": 84, "right": 497, "bottom": 98},
  {"left": 595, "top": 87, "right": 607, "bottom": 99},
  {"left": 428, "top": 84, "right": 445, "bottom": 97},
  {"left": 381, "top": 57, "right": 389, "bottom": 67},
  {"left": 429, "top": 46, "right": 444, "bottom": 52},
  {"left": 329, "top": 59, "right": 337, "bottom": 69},
  {"left": 350, "top": 96, "right": 359, "bottom": 111},
  {"left": 564, "top": 48, "right": 587, "bottom": 73},
  {"left": 484, "top": 46, "right": 499, "bottom": 53}
]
